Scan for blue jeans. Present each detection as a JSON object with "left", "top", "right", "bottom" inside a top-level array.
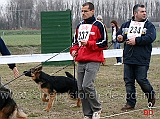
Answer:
[
  {"left": 124, "top": 64, "right": 155, "bottom": 107},
  {"left": 113, "top": 42, "right": 122, "bottom": 63}
]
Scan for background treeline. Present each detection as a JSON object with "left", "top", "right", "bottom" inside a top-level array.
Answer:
[{"left": 0, "top": 0, "right": 160, "bottom": 30}]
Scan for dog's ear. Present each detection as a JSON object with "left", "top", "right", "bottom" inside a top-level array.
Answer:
[
  {"left": 34, "top": 66, "right": 42, "bottom": 73},
  {"left": 0, "top": 85, "right": 12, "bottom": 95},
  {"left": 37, "top": 66, "right": 42, "bottom": 71}
]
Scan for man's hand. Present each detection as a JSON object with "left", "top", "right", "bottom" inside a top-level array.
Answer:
[
  {"left": 13, "top": 67, "right": 19, "bottom": 78},
  {"left": 117, "top": 35, "right": 123, "bottom": 42},
  {"left": 126, "top": 37, "right": 136, "bottom": 45},
  {"left": 71, "top": 50, "right": 78, "bottom": 57}
]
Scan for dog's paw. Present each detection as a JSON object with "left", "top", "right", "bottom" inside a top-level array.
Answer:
[{"left": 43, "top": 108, "right": 50, "bottom": 111}]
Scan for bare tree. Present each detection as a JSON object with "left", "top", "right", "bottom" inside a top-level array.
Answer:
[{"left": 0, "top": 0, "right": 159, "bottom": 30}]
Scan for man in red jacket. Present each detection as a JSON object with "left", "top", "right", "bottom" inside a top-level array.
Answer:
[{"left": 70, "top": 2, "right": 107, "bottom": 119}]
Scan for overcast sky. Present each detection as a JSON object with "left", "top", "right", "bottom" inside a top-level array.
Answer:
[{"left": 0, "top": 0, "right": 9, "bottom": 5}]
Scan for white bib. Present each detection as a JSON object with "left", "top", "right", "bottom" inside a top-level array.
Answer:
[
  {"left": 127, "top": 21, "right": 145, "bottom": 39},
  {"left": 78, "top": 24, "right": 92, "bottom": 46}
]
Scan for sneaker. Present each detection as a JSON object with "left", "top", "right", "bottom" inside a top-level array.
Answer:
[
  {"left": 114, "top": 62, "right": 122, "bottom": 66},
  {"left": 84, "top": 116, "right": 91, "bottom": 119},
  {"left": 92, "top": 110, "right": 102, "bottom": 119}
]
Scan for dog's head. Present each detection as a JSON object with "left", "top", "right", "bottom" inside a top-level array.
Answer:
[{"left": 23, "top": 66, "right": 42, "bottom": 79}]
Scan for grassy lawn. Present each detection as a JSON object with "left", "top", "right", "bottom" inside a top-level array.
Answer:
[
  {"left": 0, "top": 31, "right": 160, "bottom": 119},
  {"left": 1, "top": 35, "right": 41, "bottom": 55},
  {"left": 1, "top": 31, "right": 160, "bottom": 47},
  {"left": 0, "top": 55, "right": 160, "bottom": 119},
  {"left": 2, "top": 35, "right": 41, "bottom": 46}
]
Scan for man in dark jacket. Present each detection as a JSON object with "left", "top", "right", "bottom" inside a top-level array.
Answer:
[
  {"left": 0, "top": 37, "right": 19, "bottom": 78},
  {"left": 117, "top": 4, "right": 156, "bottom": 111},
  {"left": 0, "top": 38, "right": 19, "bottom": 110}
]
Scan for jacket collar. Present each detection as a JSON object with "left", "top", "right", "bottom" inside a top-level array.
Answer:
[
  {"left": 83, "top": 15, "right": 96, "bottom": 24},
  {"left": 131, "top": 16, "right": 148, "bottom": 22}
]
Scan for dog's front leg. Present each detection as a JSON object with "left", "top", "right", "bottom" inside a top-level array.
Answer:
[
  {"left": 43, "top": 91, "right": 56, "bottom": 111},
  {"left": 76, "top": 98, "right": 81, "bottom": 107},
  {"left": 42, "top": 93, "right": 49, "bottom": 102}
]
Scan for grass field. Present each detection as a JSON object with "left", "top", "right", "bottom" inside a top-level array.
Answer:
[
  {"left": 1, "top": 56, "right": 160, "bottom": 119},
  {"left": 2, "top": 35, "right": 41, "bottom": 46},
  {"left": 1, "top": 31, "right": 160, "bottom": 47},
  {"left": 0, "top": 31, "right": 160, "bottom": 119}
]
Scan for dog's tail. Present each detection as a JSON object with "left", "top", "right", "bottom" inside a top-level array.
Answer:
[{"left": 65, "top": 72, "right": 74, "bottom": 79}]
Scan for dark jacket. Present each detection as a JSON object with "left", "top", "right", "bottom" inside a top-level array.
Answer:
[
  {"left": 117, "top": 18, "right": 156, "bottom": 66},
  {"left": 0, "top": 37, "right": 16, "bottom": 69}
]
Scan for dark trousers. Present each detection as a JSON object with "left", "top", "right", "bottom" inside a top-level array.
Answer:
[{"left": 124, "top": 64, "right": 155, "bottom": 107}]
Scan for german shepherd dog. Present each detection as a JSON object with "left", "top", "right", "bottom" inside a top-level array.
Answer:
[
  {"left": 0, "top": 85, "right": 27, "bottom": 119},
  {"left": 23, "top": 66, "right": 81, "bottom": 111}
]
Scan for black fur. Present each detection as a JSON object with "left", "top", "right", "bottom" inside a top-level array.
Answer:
[{"left": 24, "top": 70, "right": 78, "bottom": 98}]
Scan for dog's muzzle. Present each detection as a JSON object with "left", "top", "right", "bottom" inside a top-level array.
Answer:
[{"left": 23, "top": 71, "right": 33, "bottom": 77}]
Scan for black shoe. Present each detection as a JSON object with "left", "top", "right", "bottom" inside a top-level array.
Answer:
[
  {"left": 121, "top": 104, "right": 134, "bottom": 111},
  {"left": 148, "top": 97, "right": 155, "bottom": 107}
]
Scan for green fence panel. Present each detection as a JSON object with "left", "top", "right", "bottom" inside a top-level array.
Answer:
[{"left": 41, "top": 10, "right": 72, "bottom": 66}]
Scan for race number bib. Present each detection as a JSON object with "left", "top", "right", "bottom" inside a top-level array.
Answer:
[
  {"left": 78, "top": 24, "right": 92, "bottom": 46},
  {"left": 127, "top": 21, "right": 145, "bottom": 39}
]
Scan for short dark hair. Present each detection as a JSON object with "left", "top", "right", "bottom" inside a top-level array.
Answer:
[
  {"left": 133, "top": 4, "right": 145, "bottom": 14},
  {"left": 82, "top": 2, "right": 94, "bottom": 10}
]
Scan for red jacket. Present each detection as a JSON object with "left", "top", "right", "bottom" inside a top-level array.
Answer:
[{"left": 70, "top": 16, "right": 108, "bottom": 62}]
